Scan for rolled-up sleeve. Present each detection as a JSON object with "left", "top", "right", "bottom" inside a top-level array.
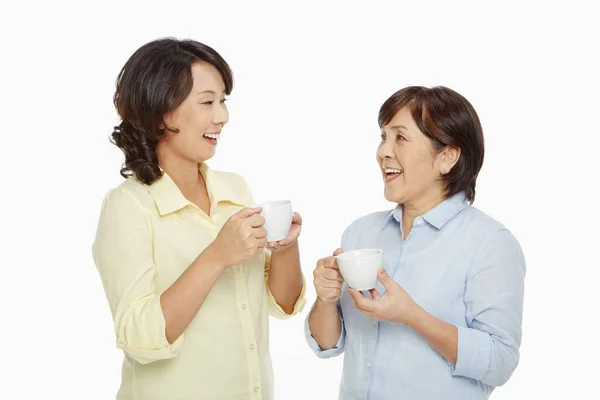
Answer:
[
  {"left": 451, "top": 229, "right": 526, "bottom": 386},
  {"left": 264, "top": 249, "right": 307, "bottom": 319},
  {"left": 304, "top": 301, "right": 346, "bottom": 358},
  {"left": 92, "top": 188, "right": 183, "bottom": 365}
]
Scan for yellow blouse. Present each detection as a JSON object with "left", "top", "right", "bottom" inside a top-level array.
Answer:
[{"left": 92, "top": 163, "right": 306, "bottom": 399}]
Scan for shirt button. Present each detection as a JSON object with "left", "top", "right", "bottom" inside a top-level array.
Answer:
[
  {"left": 373, "top": 321, "right": 377, "bottom": 327},
  {"left": 241, "top": 304, "right": 247, "bottom": 309},
  {"left": 254, "top": 387, "right": 259, "bottom": 393},
  {"left": 250, "top": 344, "right": 255, "bottom": 350},
  {"left": 367, "top": 362, "right": 371, "bottom": 368}
]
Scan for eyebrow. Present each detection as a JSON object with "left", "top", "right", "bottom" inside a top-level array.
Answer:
[
  {"left": 388, "top": 125, "right": 408, "bottom": 131},
  {"left": 196, "top": 90, "right": 217, "bottom": 95}
]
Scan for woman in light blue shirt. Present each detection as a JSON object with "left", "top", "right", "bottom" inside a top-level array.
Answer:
[{"left": 306, "top": 86, "right": 525, "bottom": 399}]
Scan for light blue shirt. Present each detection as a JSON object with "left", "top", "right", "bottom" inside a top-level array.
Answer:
[{"left": 305, "top": 192, "right": 526, "bottom": 399}]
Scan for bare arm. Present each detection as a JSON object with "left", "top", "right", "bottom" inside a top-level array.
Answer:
[
  {"left": 406, "top": 306, "right": 458, "bottom": 365},
  {"left": 160, "top": 245, "right": 225, "bottom": 344},
  {"left": 308, "top": 300, "right": 342, "bottom": 350},
  {"left": 162, "top": 207, "right": 267, "bottom": 344},
  {"left": 308, "top": 248, "right": 345, "bottom": 349},
  {"left": 267, "top": 242, "right": 304, "bottom": 314}
]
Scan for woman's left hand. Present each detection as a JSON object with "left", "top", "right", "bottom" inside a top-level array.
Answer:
[
  {"left": 267, "top": 212, "right": 302, "bottom": 252},
  {"left": 348, "top": 268, "right": 420, "bottom": 325}
]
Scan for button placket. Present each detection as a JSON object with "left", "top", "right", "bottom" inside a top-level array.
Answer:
[{"left": 233, "top": 271, "right": 262, "bottom": 396}]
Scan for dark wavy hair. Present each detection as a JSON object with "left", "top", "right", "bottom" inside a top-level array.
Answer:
[
  {"left": 378, "top": 86, "right": 485, "bottom": 203},
  {"left": 111, "top": 38, "right": 234, "bottom": 185}
]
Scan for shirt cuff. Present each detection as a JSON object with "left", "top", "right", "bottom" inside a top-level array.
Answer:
[
  {"left": 268, "top": 275, "right": 307, "bottom": 319},
  {"left": 116, "top": 295, "right": 185, "bottom": 365},
  {"left": 304, "top": 302, "right": 345, "bottom": 359},
  {"left": 450, "top": 325, "right": 491, "bottom": 381}
]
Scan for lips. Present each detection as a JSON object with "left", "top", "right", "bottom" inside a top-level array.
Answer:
[
  {"left": 383, "top": 167, "right": 402, "bottom": 183},
  {"left": 203, "top": 132, "right": 220, "bottom": 140}
]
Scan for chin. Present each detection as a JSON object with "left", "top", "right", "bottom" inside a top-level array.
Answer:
[
  {"left": 384, "top": 187, "right": 403, "bottom": 204},
  {"left": 197, "top": 149, "right": 216, "bottom": 162}
]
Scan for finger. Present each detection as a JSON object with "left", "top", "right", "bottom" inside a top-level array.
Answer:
[
  {"left": 255, "top": 237, "right": 268, "bottom": 248},
  {"left": 267, "top": 241, "right": 280, "bottom": 251},
  {"left": 348, "top": 288, "right": 374, "bottom": 312},
  {"left": 378, "top": 268, "right": 398, "bottom": 292},
  {"left": 254, "top": 227, "right": 267, "bottom": 239},
  {"left": 315, "top": 276, "right": 344, "bottom": 289},
  {"left": 292, "top": 212, "right": 302, "bottom": 225},
  {"left": 369, "top": 289, "right": 381, "bottom": 300},
  {"left": 316, "top": 258, "right": 329, "bottom": 270},
  {"left": 332, "top": 248, "right": 344, "bottom": 257},
  {"left": 322, "top": 269, "right": 344, "bottom": 283},
  {"left": 232, "top": 207, "right": 262, "bottom": 219},
  {"left": 248, "top": 214, "right": 266, "bottom": 228},
  {"left": 348, "top": 287, "right": 363, "bottom": 304},
  {"left": 323, "top": 256, "right": 339, "bottom": 270},
  {"left": 348, "top": 290, "right": 368, "bottom": 313},
  {"left": 277, "top": 237, "right": 293, "bottom": 246}
]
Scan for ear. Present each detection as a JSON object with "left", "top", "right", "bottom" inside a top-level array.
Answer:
[{"left": 438, "top": 146, "right": 461, "bottom": 175}]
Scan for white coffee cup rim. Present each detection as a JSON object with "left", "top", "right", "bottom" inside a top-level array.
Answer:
[
  {"left": 252, "top": 200, "right": 290, "bottom": 208},
  {"left": 335, "top": 248, "right": 383, "bottom": 261}
]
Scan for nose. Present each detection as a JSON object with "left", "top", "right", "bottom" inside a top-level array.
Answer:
[
  {"left": 213, "top": 101, "right": 229, "bottom": 126},
  {"left": 377, "top": 137, "right": 394, "bottom": 160}
]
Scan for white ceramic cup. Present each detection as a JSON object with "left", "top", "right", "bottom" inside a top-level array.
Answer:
[
  {"left": 335, "top": 248, "right": 383, "bottom": 291},
  {"left": 253, "top": 200, "right": 293, "bottom": 242}
]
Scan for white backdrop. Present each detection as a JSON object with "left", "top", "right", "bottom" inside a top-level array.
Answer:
[{"left": 2, "top": 1, "right": 599, "bottom": 399}]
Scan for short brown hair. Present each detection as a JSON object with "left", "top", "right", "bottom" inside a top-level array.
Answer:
[
  {"left": 111, "top": 37, "right": 234, "bottom": 185},
  {"left": 378, "top": 86, "right": 484, "bottom": 203}
]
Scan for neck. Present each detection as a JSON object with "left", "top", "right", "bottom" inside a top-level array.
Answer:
[
  {"left": 403, "top": 193, "right": 445, "bottom": 221},
  {"left": 401, "top": 189, "right": 446, "bottom": 236},
  {"left": 158, "top": 153, "right": 202, "bottom": 193}
]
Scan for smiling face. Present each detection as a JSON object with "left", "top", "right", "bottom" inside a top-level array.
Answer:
[
  {"left": 157, "top": 61, "right": 229, "bottom": 165},
  {"left": 377, "top": 106, "right": 459, "bottom": 207}
]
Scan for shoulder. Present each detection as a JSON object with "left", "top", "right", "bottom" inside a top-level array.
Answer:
[
  {"left": 459, "top": 205, "right": 508, "bottom": 235},
  {"left": 99, "top": 177, "right": 155, "bottom": 214},
  {"left": 458, "top": 206, "right": 525, "bottom": 272},
  {"left": 458, "top": 205, "right": 521, "bottom": 245}
]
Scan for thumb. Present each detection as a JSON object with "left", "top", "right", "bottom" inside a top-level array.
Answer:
[
  {"left": 232, "top": 207, "right": 263, "bottom": 219},
  {"left": 378, "top": 268, "right": 396, "bottom": 291},
  {"left": 332, "top": 248, "right": 344, "bottom": 257}
]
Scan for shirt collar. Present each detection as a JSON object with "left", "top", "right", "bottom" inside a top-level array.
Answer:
[
  {"left": 145, "top": 163, "right": 247, "bottom": 216},
  {"left": 382, "top": 192, "right": 468, "bottom": 230}
]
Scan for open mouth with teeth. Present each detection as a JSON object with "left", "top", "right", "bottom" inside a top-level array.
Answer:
[
  {"left": 384, "top": 167, "right": 403, "bottom": 182},
  {"left": 203, "top": 133, "right": 220, "bottom": 144}
]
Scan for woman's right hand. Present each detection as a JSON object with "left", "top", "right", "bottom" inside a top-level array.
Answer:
[
  {"left": 313, "top": 248, "right": 345, "bottom": 304},
  {"left": 210, "top": 207, "right": 267, "bottom": 268}
]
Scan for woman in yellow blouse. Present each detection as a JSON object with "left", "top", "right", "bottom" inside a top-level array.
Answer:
[{"left": 92, "top": 38, "right": 306, "bottom": 400}]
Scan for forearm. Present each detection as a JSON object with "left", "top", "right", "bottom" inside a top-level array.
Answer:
[
  {"left": 160, "top": 244, "right": 225, "bottom": 343},
  {"left": 308, "top": 300, "right": 342, "bottom": 350},
  {"left": 268, "top": 242, "right": 303, "bottom": 314},
  {"left": 407, "top": 305, "right": 458, "bottom": 365}
]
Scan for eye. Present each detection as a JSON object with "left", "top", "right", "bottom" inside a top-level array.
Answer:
[
  {"left": 380, "top": 133, "right": 386, "bottom": 141},
  {"left": 200, "top": 101, "right": 214, "bottom": 105},
  {"left": 396, "top": 134, "right": 406, "bottom": 141},
  {"left": 220, "top": 98, "right": 228, "bottom": 104}
]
